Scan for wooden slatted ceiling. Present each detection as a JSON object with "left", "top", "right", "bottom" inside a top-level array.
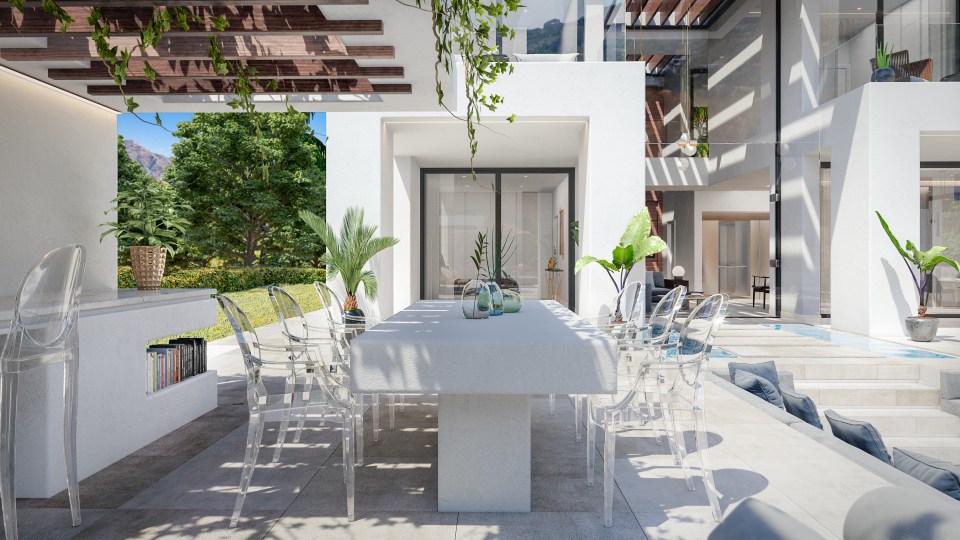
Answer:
[
  {"left": 0, "top": 6, "right": 382, "bottom": 36},
  {"left": 47, "top": 60, "right": 403, "bottom": 80},
  {"left": 630, "top": 0, "right": 731, "bottom": 27},
  {"left": 0, "top": 2, "right": 405, "bottom": 97},
  {"left": 86, "top": 79, "right": 410, "bottom": 95}
]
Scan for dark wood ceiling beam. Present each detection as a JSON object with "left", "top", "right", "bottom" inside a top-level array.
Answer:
[
  {"left": 641, "top": 0, "right": 663, "bottom": 25},
  {"left": 657, "top": 0, "right": 682, "bottom": 25},
  {"left": 86, "top": 78, "right": 410, "bottom": 94},
  {"left": 0, "top": 6, "right": 382, "bottom": 37},
  {"left": 48, "top": 59, "right": 403, "bottom": 80},
  {"left": 687, "top": 0, "right": 725, "bottom": 25},
  {"left": 0, "top": 35, "right": 393, "bottom": 61}
]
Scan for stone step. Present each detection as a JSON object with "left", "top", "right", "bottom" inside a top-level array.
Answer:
[
  {"left": 780, "top": 362, "right": 921, "bottom": 381},
  {"left": 885, "top": 436, "right": 960, "bottom": 465},
  {"left": 822, "top": 407, "right": 960, "bottom": 437},
  {"left": 795, "top": 380, "right": 940, "bottom": 407}
]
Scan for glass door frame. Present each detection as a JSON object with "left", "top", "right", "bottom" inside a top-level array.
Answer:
[{"left": 419, "top": 167, "right": 577, "bottom": 310}]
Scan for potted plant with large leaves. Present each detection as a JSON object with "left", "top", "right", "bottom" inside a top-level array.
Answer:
[
  {"left": 574, "top": 208, "right": 668, "bottom": 321},
  {"left": 877, "top": 211, "right": 960, "bottom": 341},
  {"left": 100, "top": 177, "right": 191, "bottom": 290},
  {"left": 300, "top": 207, "right": 399, "bottom": 326}
]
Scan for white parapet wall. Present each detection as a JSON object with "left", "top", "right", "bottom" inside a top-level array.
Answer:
[{"left": 2, "top": 289, "right": 219, "bottom": 497}]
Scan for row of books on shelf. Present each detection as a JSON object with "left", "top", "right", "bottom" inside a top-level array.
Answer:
[{"left": 146, "top": 338, "right": 208, "bottom": 395}]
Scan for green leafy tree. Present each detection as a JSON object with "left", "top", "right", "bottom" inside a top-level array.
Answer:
[
  {"left": 166, "top": 112, "right": 325, "bottom": 267},
  {"left": 106, "top": 137, "right": 189, "bottom": 263}
]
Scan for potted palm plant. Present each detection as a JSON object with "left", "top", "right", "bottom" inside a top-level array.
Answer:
[
  {"left": 877, "top": 212, "right": 959, "bottom": 341},
  {"left": 300, "top": 207, "right": 399, "bottom": 325},
  {"left": 100, "top": 178, "right": 191, "bottom": 290},
  {"left": 575, "top": 208, "right": 667, "bottom": 321}
]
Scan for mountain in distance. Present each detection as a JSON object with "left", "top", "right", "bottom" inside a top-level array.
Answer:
[{"left": 124, "top": 139, "right": 171, "bottom": 180}]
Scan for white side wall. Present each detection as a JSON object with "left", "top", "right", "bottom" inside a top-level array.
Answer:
[{"left": 0, "top": 70, "right": 118, "bottom": 295}]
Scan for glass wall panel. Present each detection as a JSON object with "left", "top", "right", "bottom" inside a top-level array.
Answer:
[
  {"left": 819, "top": 0, "right": 878, "bottom": 102},
  {"left": 423, "top": 173, "right": 496, "bottom": 300},
  {"left": 422, "top": 172, "right": 572, "bottom": 307},
  {"left": 921, "top": 168, "right": 960, "bottom": 315},
  {"left": 499, "top": 0, "right": 627, "bottom": 62}
]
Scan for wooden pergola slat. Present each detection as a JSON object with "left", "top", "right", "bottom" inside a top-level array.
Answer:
[
  {"left": 0, "top": 35, "right": 394, "bottom": 61},
  {"left": 0, "top": 5, "right": 382, "bottom": 37},
  {"left": 24, "top": 0, "right": 368, "bottom": 6},
  {"left": 86, "top": 78, "right": 411, "bottom": 94},
  {"left": 48, "top": 59, "right": 403, "bottom": 80}
]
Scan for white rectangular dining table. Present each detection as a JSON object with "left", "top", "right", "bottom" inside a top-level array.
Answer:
[{"left": 349, "top": 300, "right": 618, "bottom": 512}]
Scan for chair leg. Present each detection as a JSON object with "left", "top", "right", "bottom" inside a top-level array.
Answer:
[
  {"left": 586, "top": 397, "right": 595, "bottom": 486},
  {"left": 574, "top": 394, "right": 582, "bottom": 442},
  {"left": 292, "top": 374, "right": 313, "bottom": 444},
  {"left": 343, "top": 413, "right": 356, "bottom": 522},
  {"left": 388, "top": 394, "right": 396, "bottom": 430},
  {"left": 549, "top": 394, "right": 556, "bottom": 416},
  {"left": 1, "top": 373, "right": 19, "bottom": 540},
  {"left": 398, "top": 394, "right": 405, "bottom": 412},
  {"left": 372, "top": 393, "right": 380, "bottom": 442},
  {"left": 354, "top": 394, "right": 364, "bottom": 466},
  {"left": 63, "top": 355, "right": 81, "bottom": 526},
  {"left": 694, "top": 399, "right": 723, "bottom": 521},
  {"left": 273, "top": 375, "right": 296, "bottom": 463},
  {"left": 670, "top": 395, "right": 694, "bottom": 491},
  {"left": 231, "top": 415, "right": 265, "bottom": 528},
  {"left": 603, "top": 410, "right": 616, "bottom": 528},
  {"left": 660, "top": 392, "right": 684, "bottom": 467},
  {"left": 752, "top": 289, "right": 757, "bottom": 307}
]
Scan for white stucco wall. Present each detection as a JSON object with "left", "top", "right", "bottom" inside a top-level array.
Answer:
[
  {"left": 0, "top": 70, "right": 118, "bottom": 296},
  {"left": 328, "top": 61, "right": 646, "bottom": 318}
]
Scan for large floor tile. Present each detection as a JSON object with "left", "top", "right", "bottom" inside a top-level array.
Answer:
[
  {"left": 455, "top": 511, "right": 646, "bottom": 540},
  {"left": 2, "top": 508, "right": 111, "bottom": 540},
  {"left": 267, "top": 512, "right": 457, "bottom": 540},
  {"left": 73, "top": 509, "right": 280, "bottom": 540}
]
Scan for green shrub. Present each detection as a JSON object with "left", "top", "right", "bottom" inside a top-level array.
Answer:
[{"left": 119, "top": 266, "right": 326, "bottom": 293}]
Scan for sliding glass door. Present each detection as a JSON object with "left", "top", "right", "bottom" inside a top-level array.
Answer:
[{"left": 421, "top": 169, "right": 575, "bottom": 308}]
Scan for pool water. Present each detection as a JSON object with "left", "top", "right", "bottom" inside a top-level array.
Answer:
[{"left": 762, "top": 323, "right": 957, "bottom": 359}]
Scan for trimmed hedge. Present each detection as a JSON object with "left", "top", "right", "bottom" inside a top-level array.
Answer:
[{"left": 119, "top": 266, "right": 326, "bottom": 294}]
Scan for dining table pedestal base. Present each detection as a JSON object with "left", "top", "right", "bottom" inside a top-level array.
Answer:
[{"left": 438, "top": 394, "right": 531, "bottom": 512}]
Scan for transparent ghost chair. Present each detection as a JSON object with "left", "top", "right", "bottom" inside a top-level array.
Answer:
[
  {"left": 569, "top": 281, "right": 645, "bottom": 440},
  {"left": 0, "top": 244, "right": 85, "bottom": 540},
  {"left": 314, "top": 280, "right": 396, "bottom": 444},
  {"left": 587, "top": 294, "right": 728, "bottom": 527},
  {"left": 218, "top": 295, "right": 356, "bottom": 527}
]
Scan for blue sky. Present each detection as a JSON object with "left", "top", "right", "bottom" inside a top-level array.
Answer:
[{"left": 118, "top": 112, "right": 327, "bottom": 157}]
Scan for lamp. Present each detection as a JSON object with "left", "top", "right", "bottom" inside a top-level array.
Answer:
[{"left": 672, "top": 265, "right": 686, "bottom": 279}]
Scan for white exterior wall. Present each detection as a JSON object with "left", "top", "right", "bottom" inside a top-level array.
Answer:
[
  {"left": 328, "top": 62, "right": 646, "bottom": 318},
  {"left": 0, "top": 70, "right": 118, "bottom": 295}
]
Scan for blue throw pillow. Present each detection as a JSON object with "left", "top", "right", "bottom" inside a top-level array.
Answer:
[
  {"left": 893, "top": 448, "right": 960, "bottom": 501},
  {"left": 824, "top": 410, "right": 891, "bottom": 464},
  {"left": 780, "top": 388, "right": 823, "bottom": 429},
  {"left": 734, "top": 371, "right": 784, "bottom": 409},
  {"left": 728, "top": 361, "right": 781, "bottom": 391}
]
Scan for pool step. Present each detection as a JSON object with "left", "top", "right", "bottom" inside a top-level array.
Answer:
[
  {"left": 794, "top": 380, "right": 940, "bottom": 407},
  {"left": 822, "top": 407, "right": 960, "bottom": 438}
]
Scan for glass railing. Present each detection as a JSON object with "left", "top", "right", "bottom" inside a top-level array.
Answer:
[
  {"left": 499, "top": 0, "right": 627, "bottom": 62},
  {"left": 820, "top": 23, "right": 960, "bottom": 104}
]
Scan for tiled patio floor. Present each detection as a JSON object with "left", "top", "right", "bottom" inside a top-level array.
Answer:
[{"left": 10, "top": 321, "right": 952, "bottom": 540}]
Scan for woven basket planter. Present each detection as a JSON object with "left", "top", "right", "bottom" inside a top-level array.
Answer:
[{"left": 129, "top": 246, "right": 167, "bottom": 290}]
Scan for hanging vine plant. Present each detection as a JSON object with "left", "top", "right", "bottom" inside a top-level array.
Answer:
[
  {"left": 402, "top": 0, "right": 521, "bottom": 173},
  {"left": 6, "top": 0, "right": 520, "bottom": 173}
]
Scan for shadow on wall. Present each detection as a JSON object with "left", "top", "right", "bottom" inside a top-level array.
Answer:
[{"left": 882, "top": 259, "right": 912, "bottom": 332}]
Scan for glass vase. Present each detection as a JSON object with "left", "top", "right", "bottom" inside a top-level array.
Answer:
[
  {"left": 503, "top": 289, "right": 523, "bottom": 313},
  {"left": 461, "top": 279, "right": 491, "bottom": 319},
  {"left": 487, "top": 280, "right": 504, "bottom": 316}
]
